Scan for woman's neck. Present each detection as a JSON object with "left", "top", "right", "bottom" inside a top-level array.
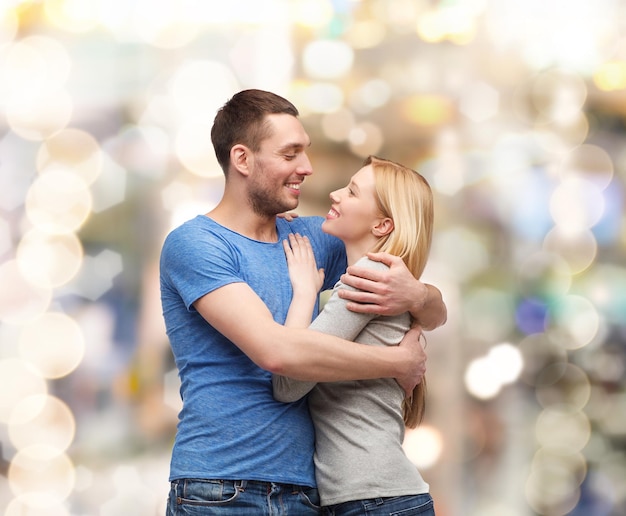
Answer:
[{"left": 345, "top": 236, "right": 378, "bottom": 266}]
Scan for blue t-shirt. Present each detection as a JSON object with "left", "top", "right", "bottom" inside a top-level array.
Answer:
[{"left": 160, "top": 214, "right": 346, "bottom": 486}]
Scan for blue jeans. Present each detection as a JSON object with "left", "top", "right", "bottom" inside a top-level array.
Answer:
[
  {"left": 322, "top": 494, "right": 435, "bottom": 516},
  {"left": 166, "top": 478, "right": 321, "bottom": 515}
]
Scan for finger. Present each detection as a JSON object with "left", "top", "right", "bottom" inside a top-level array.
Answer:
[
  {"left": 342, "top": 266, "right": 384, "bottom": 284},
  {"left": 340, "top": 273, "right": 383, "bottom": 295},
  {"left": 365, "top": 251, "right": 400, "bottom": 266},
  {"left": 282, "top": 239, "right": 294, "bottom": 260}
]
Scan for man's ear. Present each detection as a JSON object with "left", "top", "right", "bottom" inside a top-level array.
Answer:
[
  {"left": 372, "top": 217, "right": 394, "bottom": 237},
  {"left": 230, "top": 144, "right": 251, "bottom": 176}
]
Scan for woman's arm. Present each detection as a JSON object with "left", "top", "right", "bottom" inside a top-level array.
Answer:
[{"left": 273, "top": 234, "right": 325, "bottom": 402}]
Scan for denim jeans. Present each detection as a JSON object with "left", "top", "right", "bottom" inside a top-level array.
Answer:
[
  {"left": 322, "top": 493, "right": 435, "bottom": 516},
  {"left": 166, "top": 478, "right": 321, "bottom": 515}
]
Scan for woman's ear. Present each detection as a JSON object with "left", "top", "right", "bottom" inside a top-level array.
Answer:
[
  {"left": 231, "top": 144, "right": 251, "bottom": 176},
  {"left": 372, "top": 217, "right": 394, "bottom": 237}
]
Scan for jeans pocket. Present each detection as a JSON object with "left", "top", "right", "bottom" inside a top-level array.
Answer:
[
  {"left": 298, "top": 486, "right": 322, "bottom": 510},
  {"left": 177, "top": 479, "right": 241, "bottom": 507}
]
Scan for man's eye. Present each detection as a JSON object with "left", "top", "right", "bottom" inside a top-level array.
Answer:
[{"left": 284, "top": 154, "right": 296, "bottom": 160}]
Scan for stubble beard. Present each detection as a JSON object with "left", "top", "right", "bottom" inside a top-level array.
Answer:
[{"left": 248, "top": 161, "right": 298, "bottom": 218}]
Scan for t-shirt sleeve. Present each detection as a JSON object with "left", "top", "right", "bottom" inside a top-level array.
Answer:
[{"left": 160, "top": 222, "right": 243, "bottom": 311}]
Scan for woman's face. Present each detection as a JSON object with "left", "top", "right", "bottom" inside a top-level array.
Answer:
[{"left": 322, "top": 164, "right": 382, "bottom": 245}]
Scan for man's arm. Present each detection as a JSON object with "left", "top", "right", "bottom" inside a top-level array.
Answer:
[
  {"left": 338, "top": 251, "right": 447, "bottom": 330},
  {"left": 193, "top": 282, "right": 425, "bottom": 394}
]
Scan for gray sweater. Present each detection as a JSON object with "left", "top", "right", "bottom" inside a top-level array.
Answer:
[{"left": 273, "top": 257, "right": 429, "bottom": 506}]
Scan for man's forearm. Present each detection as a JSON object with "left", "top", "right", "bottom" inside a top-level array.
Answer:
[
  {"left": 410, "top": 284, "right": 447, "bottom": 331},
  {"left": 267, "top": 325, "right": 412, "bottom": 382}
]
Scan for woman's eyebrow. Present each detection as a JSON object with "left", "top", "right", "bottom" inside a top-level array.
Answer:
[{"left": 349, "top": 180, "right": 361, "bottom": 194}]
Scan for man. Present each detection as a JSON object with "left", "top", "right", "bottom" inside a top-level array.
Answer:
[{"left": 160, "top": 89, "right": 446, "bottom": 515}]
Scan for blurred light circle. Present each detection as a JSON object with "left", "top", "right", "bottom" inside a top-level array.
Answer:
[
  {"left": 534, "top": 113, "right": 589, "bottom": 152},
  {"left": 25, "top": 169, "right": 92, "bottom": 234},
  {"left": 593, "top": 60, "right": 626, "bottom": 91},
  {"left": 0, "top": 217, "right": 11, "bottom": 256},
  {"left": 350, "top": 79, "right": 392, "bottom": 113},
  {"left": 462, "top": 288, "right": 515, "bottom": 342},
  {"left": 404, "top": 94, "right": 454, "bottom": 126},
  {"left": 5, "top": 497, "right": 70, "bottom": 516},
  {"left": 515, "top": 297, "right": 548, "bottom": 335},
  {"left": 18, "top": 312, "right": 85, "bottom": 379},
  {"left": 302, "top": 40, "right": 354, "bottom": 80},
  {"left": 44, "top": 0, "right": 99, "bottom": 33},
  {"left": 0, "top": 260, "right": 52, "bottom": 325},
  {"left": 488, "top": 343, "right": 523, "bottom": 384},
  {"left": 8, "top": 445, "right": 75, "bottom": 506},
  {"left": 464, "top": 356, "right": 501, "bottom": 400},
  {"left": 433, "top": 226, "right": 489, "bottom": 282},
  {"left": 459, "top": 81, "right": 500, "bottom": 122},
  {"left": 8, "top": 394, "right": 76, "bottom": 453},
  {"left": 403, "top": 425, "right": 443, "bottom": 469},
  {"left": 532, "top": 448, "right": 588, "bottom": 486},
  {"left": 530, "top": 69, "right": 587, "bottom": 122},
  {"left": 588, "top": 350, "right": 625, "bottom": 385},
  {"left": 348, "top": 121, "right": 383, "bottom": 158},
  {"left": 133, "top": 0, "right": 200, "bottom": 49},
  {"left": 0, "top": 358, "right": 47, "bottom": 423},
  {"left": 517, "top": 333, "right": 568, "bottom": 387},
  {"left": 595, "top": 391, "right": 626, "bottom": 438},
  {"left": 525, "top": 449, "right": 583, "bottom": 515},
  {"left": 558, "top": 144, "right": 614, "bottom": 190},
  {"left": 547, "top": 295, "right": 599, "bottom": 350},
  {"left": 543, "top": 227, "right": 597, "bottom": 275},
  {"left": 300, "top": 82, "right": 344, "bottom": 114},
  {"left": 2, "top": 36, "right": 71, "bottom": 92},
  {"left": 535, "top": 407, "right": 591, "bottom": 452},
  {"left": 345, "top": 20, "right": 386, "bottom": 49},
  {"left": 37, "top": 128, "right": 103, "bottom": 186},
  {"left": 517, "top": 251, "right": 572, "bottom": 299},
  {"left": 291, "top": 0, "right": 333, "bottom": 28},
  {"left": 170, "top": 60, "right": 239, "bottom": 123},
  {"left": 174, "top": 122, "right": 222, "bottom": 178},
  {"left": 6, "top": 88, "right": 73, "bottom": 141},
  {"left": 321, "top": 108, "right": 355, "bottom": 142},
  {"left": 0, "top": 8, "right": 19, "bottom": 45},
  {"left": 17, "top": 230, "right": 83, "bottom": 288},
  {"left": 535, "top": 363, "right": 591, "bottom": 411},
  {"left": 576, "top": 264, "right": 626, "bottom": 326},
  {"left": 550, "top": 177, "right": 604, "bottom": 231}
]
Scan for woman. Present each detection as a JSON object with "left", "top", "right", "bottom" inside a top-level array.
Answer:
[{"left": 273, "top": 155, "right": 436, "bottom": 515}]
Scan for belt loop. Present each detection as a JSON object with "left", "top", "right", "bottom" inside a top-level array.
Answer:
[{"left": 235, "top": 479, "right": 247, "bottom": 492}]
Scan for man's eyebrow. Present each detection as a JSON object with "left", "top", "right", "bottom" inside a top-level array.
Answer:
[{"left": 278, "top": 140, "right": 311, "bottom": 152}]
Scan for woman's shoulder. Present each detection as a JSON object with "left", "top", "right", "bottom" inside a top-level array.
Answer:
[{"left": 354, "top": 255, "right": 391, "bottom": 271}]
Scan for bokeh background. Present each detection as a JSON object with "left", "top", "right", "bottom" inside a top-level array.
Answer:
[{"left": 0, "top": 0, "right": 625, "bottom": 514}]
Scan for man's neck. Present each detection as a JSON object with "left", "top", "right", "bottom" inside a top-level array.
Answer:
[{"left": 207, "top": 202, "right": 278, "bottom": 243}]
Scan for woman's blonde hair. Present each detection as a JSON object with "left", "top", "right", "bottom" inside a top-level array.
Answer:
[{"left": 365, "top": 155, "right": 434, "bottom": 428}]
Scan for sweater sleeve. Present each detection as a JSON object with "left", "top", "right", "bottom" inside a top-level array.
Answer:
[{"left": 272, "top": 258, "right": 385, "bottom": 402}]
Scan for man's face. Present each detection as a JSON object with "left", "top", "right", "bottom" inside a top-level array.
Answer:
[{"left": 247, "top": 114, "right": 312, "bottom": 217}]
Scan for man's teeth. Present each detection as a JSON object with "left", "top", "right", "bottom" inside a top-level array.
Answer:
[{"left": 287, "top": 183, "right": 300, "bottom": 190}]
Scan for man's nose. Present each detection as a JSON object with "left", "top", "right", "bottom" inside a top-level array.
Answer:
[{"left": 296, "top": 154, "right": 313, "bottom": 176}]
